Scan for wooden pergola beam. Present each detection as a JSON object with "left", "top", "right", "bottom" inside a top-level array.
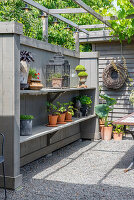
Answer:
[
  {"left": 72, "top": 0, "right": 112, "bottom": 28},
  {"left": 22, "top": 0, "right": 89, "bottom": 35},
  {"left": 79, "top": 24, "right": 108, "bottom": 29},
  {"left": 49, "top": 8, "right": 87, "bottom": 14}
]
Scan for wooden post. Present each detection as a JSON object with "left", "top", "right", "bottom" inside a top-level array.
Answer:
[
  {"left": 42, "top": 13, "right": 48, "bottom": 42},
  {"left": 74, "top": 31, "right": 79, "bottom": 53},
  {"left": 0, "top": 22, "right": 23, "bottom": 189}
]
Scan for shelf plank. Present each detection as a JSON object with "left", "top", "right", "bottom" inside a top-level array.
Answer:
[
  {"left": 20, "top": 87, "right": 96, "bottom": 95},
  {"left": 20, "top": 114, "right": 96, "bottom": 143}
]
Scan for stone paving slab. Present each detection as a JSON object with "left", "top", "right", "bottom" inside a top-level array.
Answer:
[{"left": 0, "top": 136, "right": 134, "bottom": 199}]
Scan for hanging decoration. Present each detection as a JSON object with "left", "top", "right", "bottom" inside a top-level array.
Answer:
[{"left": 102, "top": 57, "right": 128, "bottom": 90}]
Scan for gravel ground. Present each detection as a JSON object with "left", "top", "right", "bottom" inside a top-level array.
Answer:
[{"left": 1, "top": 135, "right": 134, "bottom": 200}]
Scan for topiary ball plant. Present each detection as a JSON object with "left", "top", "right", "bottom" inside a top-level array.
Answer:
[
  {"left": 75, "top": 65, "right": 86, "bottom": 71},
  {"left": 78, "top": 71, "right": 88, "bottom": 77}
]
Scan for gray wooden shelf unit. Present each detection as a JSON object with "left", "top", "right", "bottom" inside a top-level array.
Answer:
[
  {"left": 20, "top": 87, "right": 98, "bottom": 167},
  {"left": 20, "top": 114, "right": 96, "bottom": 143}
]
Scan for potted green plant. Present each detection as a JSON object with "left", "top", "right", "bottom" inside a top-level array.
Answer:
[
  {"left": 75, "top": 65, "right": 86, "bottom": 75},
  {"left": 20, "top": 50, "right": 34, "bottom": 89},
  {"left": 65, "top": 102, "right": 74, "bottom": 122},
  {"left": 78, "top": 71, "right": 88, "bottom": 88},
  {"left": 57, "top": 102, "right": 67, "bottom": 124},
  {"left": 95, "top": 94, "right": 116, "bottom": 140},
  {"left": 113, "top": 124, "right": 124, "bottom": 141},
  {"left": 47, "top": 102, "right": 59, "bottom": 127},
  {"left": 28, "top": 68, "right": 43, "bottom": 90},
  {"left": 79, "top": 95, "right": 92, "bottom": 116},
  {"left": 52, "top": 73, "right": 63, "bottom": 88},
  {"left": 20, "top": 115, "right": 34, "bottom": 136}
]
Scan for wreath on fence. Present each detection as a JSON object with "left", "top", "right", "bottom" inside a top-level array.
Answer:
[{"left": 102, "top": 58, "right": 128, "bottom": 90}]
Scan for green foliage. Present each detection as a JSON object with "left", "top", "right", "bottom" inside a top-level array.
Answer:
[
  {"left": 109, "top": 0, "right": 134, "bottom": 42},
  {"left": 80, "top": 96, "right": 92, "bottom": 107},
  {"left": 75, "top": 65, "right": 86, "bottom": 71},
  {"left": 113, "top": 124, "right": 124, "bottom": 135},
  {"left": 0, "top": 0, "right": 113, "bottom": 51},
  {"left": 20, "top": 115, "right": 34, "bottom": 120},
  {"left": 78, "top": 71, "right": 88, "bottom": 77},
  {"left": 95, "top": 94, "right": 116, "bottom": 127},
  {"left": 66, "top": 102, "right": 74, "bottom": 116},
  {"left": 52, "top": 73, "right": 62, "bottom": 79},
  {"left": 47, "top": 102, "right": 59, "bottom": 115},
  {"left": 29, "top": 68, "right": 40, "bottom": 79},
  {"left": 57, "top": 102, "right": 66, "bottom": 113}
]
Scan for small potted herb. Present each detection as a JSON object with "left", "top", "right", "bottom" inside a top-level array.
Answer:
[
  {"left": 20, "top": 50, "right": 34, "bottom": 89},
  {"left": 79, "top": 95, "right": 92, "bottom": 116},
  {"left": 65, "top": 102, "right": 74, "bottom": 122},
  {"left": 47, "top": 102, "right": 59, "bottom": 127},
  {"left": 28, "top": 68, "right": 40, "bottom": 83},
  {"left": 75, "top": 65, "right": 86, "bottom": 74},
  {"left": 57, "top": 102, "right": 67, "bottom": 124},
  {"left": 20, "top": 115, "right": 34, "bottom": 136},
  {"left": 113, "top": 124, "right": 124, "bottom": 141},
  {"left": 52, "top": 73, "right": 63, "bottom": 88}
]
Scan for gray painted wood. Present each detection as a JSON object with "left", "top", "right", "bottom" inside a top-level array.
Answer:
[{"left": 0, "top": 22, "right": 22, "bottom": 189}]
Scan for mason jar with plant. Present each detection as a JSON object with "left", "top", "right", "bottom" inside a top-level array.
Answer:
[
  {"left": 65, "top": 102, "right": 74, "bottom": 122},
  {"left": 47, "top": 102, "right": 59, "bottom": 127},
  {"left": 95, "top": 94, "right": 116, "bottom": 140},
  {"left": 78, "top": 71, "right": 88, "bottom": 88},
  {"left": 57, "top": 102, "right": 67, "bottom": 124},
  {"left": 20, "top": 115, "right": 34, "bottom": 136},
  {"left": 75, "top": 65, "right": 86, "bottom": 74},
  {"left": 113, "top": 124, "right": 124, "bottom": 141}
]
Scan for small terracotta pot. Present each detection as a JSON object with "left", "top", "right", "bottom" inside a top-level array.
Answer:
[
  {"left": 113, "top": 131, "right": 123, "bottom": 141},
  {"left": 65, "top": 112, "right": 72, "bottom": 122},
  {"left": 100, "top": 125, "right": 104, "bottom": 140},
  {"left": 52, "top": 78, "right": 63, "bottom": 88},
  {"left": 99, "top": 119, "right": 105, "bottom": 125},
  {"left": 28, "top": 74, "right": 32, "bottom": 84},
  {"left": 103, "top": 126, "right": 113, "bottom": 141},
  {"left": 57, "top": 113, "right": 66, "bottom": 124},
  {"left": 48, "top": 115, "right": 58, "bottom": 127}
]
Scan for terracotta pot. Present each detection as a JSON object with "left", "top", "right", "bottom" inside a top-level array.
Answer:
[
  {"left": 65, "top": 112, "right": 72, "bottom": 122},
  {"left": 57, "top": 113, "right": 66, "bottom": 124},
  {"left": 52, "top": 78, "right": 63, "bottom": 88},
  {"left": 28, "top": 74, "right": 32, "bottom": 84},
  {"left": 48, "top": 115, "right": 58, "bottom": 127},
  {"left": 113, "top": 131, "right": 123, "bottom": 141},
  {"left": 100, "top": 125, "right": 104, "bottom": 140},
  {"left": 103, "top": 126, "right": 113, "bottom": 141},
  {"left": 29, "top": 80, "right": 43, "bottom": 90},
  {"left": 99, "top": 118, "right": 105, "bottom": 125}
]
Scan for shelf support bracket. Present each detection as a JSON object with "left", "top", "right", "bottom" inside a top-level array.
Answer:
[{"left": 47, "top": 91, "right": 66, "bottom": 102}]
